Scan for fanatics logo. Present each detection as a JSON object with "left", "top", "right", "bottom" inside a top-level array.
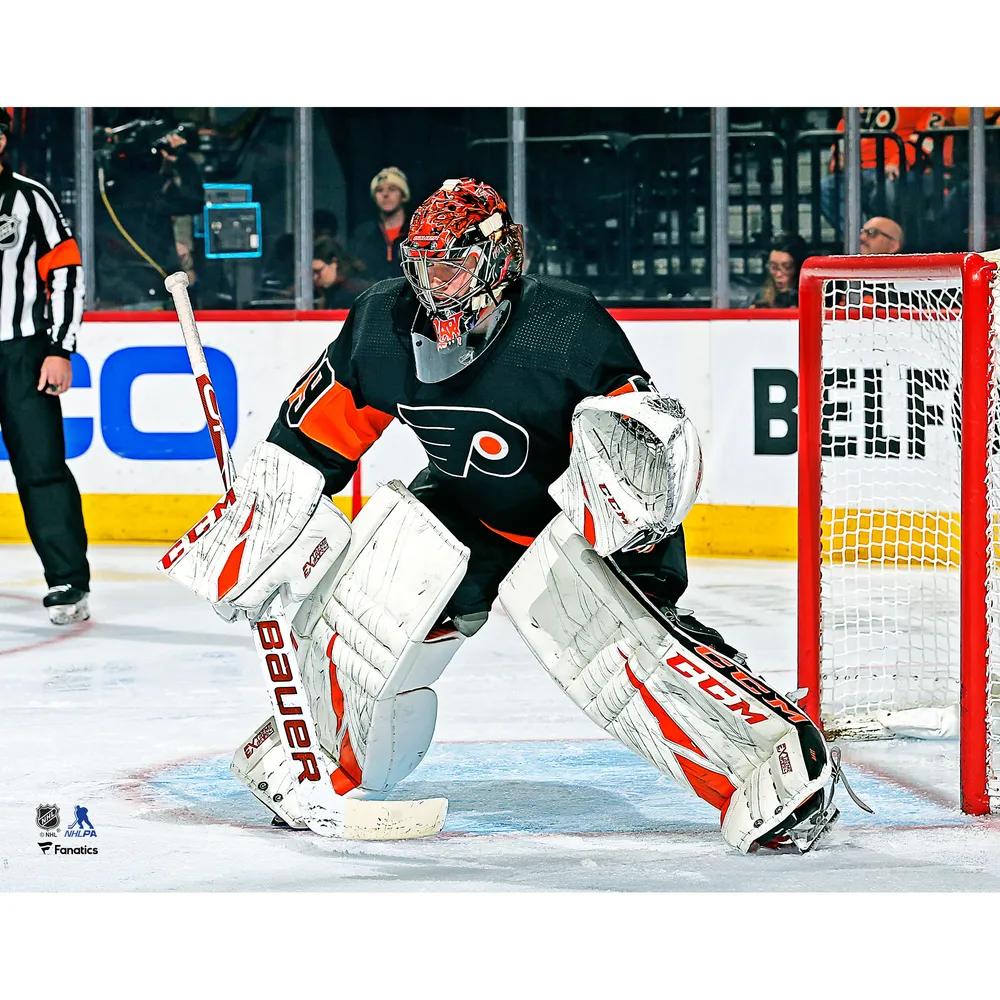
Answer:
[{"left": 0, "top": 213, "right": 20, "bottom": 251}]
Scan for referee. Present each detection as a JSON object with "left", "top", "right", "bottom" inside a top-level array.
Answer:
[{"left": 0, "top": 107, "right": 90, "bottom": 624}]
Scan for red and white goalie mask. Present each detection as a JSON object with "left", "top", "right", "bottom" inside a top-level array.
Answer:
[
  {"left": 401, "top": 177, "right": 524, "bottom": 383},
  {"left": 549, "top": 393, "right": 704, "bottom": 557}
]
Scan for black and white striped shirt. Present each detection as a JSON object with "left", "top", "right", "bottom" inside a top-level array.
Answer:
[{"left": 0, "top": 167, "right": 85, "bottom": 354}]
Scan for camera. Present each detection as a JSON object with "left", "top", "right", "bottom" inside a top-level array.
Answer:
[{"left": 93, "top": 118, "right": 198, "bottom": 173}]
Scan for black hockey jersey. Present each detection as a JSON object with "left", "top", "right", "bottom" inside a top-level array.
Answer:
[{"left": 269, "top": 275, "right": 651, "bottom": 541}]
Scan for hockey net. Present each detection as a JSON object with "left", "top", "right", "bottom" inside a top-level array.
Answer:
[{"left": 797, "top": 252, "right": 1000, "bottom": 814}]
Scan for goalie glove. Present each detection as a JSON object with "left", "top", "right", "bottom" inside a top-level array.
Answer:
[{"left": 549, "top": 392, "right": 703, "bottom": 557}]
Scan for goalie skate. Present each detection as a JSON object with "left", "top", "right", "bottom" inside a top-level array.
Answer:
[
  {"left": 752, "top": 747, "right": 871, "bottom": 853},
  {"left": 232, "top": 715, "right": 449, "bottom": 840}
]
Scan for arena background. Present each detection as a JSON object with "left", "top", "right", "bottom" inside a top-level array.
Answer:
[{"left": 3, "top": 105, "right": 995, "bottom": 556}]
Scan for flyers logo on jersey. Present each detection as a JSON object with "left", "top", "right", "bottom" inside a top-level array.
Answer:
[{"left": 397, "top": 404, "right": 529, "bottom": 478}]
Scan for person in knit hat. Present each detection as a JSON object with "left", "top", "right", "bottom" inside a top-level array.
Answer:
[{"left": 349, "top": 166, "right": 411, "bottom": 283}]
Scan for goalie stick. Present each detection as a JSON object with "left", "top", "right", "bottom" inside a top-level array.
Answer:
[{"left": 163, "top": 271, "right": 447, "bottom": 841}]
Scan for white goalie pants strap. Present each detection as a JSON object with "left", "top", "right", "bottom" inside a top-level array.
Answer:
[
  {"left": 292, "top": 481, "right": 470, "bottom": 798},
  {"left": 498, "top": 514, "right": 831, "bottom": 851}
]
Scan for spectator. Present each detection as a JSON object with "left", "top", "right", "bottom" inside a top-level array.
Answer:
[
  {"left": 0, "top": 107, "right": 90, "bottom": 624},
  {"left": 820, "top": 107, "right": 953, "bottom": 241},
  {"left": 752, "top": 234, "right": 809, "bottom": 308},
  {"left": 350, "top": 166, "right": 410, "bottom": 282},
  {"left": 262, "top": 209, "right": 343, "bottom": 299},
  {"left": 859, "top": 216, "right": 904, "bottom": 254},
  {"left": 312, "top": 235, "right": 372, "bottom": 308}
]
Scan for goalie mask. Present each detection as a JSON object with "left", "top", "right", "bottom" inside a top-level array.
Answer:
[
  {"left": 400, "top": 177, "right": 524, "bottom": 383},
  {"left": 549, "top": 392, "right": 704, "bottom": 557}
]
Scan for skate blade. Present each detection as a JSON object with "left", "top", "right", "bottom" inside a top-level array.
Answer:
[
  {"left": 786, "top": 804, "right": 841, "bottom": 854},
  {"left": 48, "top": 600, "right": 90, "bottom": 626}
]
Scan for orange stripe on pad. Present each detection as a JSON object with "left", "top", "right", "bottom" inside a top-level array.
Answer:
[
  {"left": 326, "top": 632, "right": 362, "bottom": 795},
  {"left": 217, "top": 500, "right": 256, "bottom": 600},
  {"left": 332, "top": 731, "right": 362, "bottom": 795},
  {"left": 624, "top": 661, "right": 737, "bottom": 813},
  {"left": 217, "top": 539, "right": 247, "bottom": 600},
  {"left": 676, "top": 756, "right": 738, "bottom": 813}
]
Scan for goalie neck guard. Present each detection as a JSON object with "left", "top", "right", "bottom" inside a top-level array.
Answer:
[{"left": 400, "top": 178, "right": 524, "bottom": 383}]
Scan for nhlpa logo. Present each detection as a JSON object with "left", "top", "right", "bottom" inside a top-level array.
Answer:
[
  {"left": 396, "top": 404, "right": 529, "bottom": 479},
  {"left": 0, "top": 214, "right": 20, "bottom": 251},
  {"left": 64, "top": 805, "right": 96, "bottom": 838}
]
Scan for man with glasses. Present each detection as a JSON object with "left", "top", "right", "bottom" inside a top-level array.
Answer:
[{"left": 859, "top": 216, "right": 904, "bottom": 255}]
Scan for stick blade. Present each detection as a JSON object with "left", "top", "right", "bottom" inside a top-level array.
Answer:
[{"left": 343, "top": 797, "right": 448, "bottom": 841}]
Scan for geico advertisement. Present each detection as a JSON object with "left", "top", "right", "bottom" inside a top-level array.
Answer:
[
  {"left": 0, "top": 317, "right": 831, "bottom": 507},
  {"left": 0, "top": 322, "right": 337, "bottom": 495}
]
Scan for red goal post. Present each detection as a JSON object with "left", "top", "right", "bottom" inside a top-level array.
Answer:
[{"left": 797, "top": 252, "right": 999, "bottom": 815}]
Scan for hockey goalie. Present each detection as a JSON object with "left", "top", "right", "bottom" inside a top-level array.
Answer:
[{"left": 159, "top": 177, "right": 854, "bottom": 852}]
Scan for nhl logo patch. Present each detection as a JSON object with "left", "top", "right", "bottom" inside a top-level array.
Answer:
[
  {"left": 36, "top": 804, "right": 60, "bottom": 830},
  {"left": 0, "top": 213, "right": 20, "bottom": 251}
]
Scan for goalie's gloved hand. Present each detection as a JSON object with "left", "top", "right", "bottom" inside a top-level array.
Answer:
[{"left": 657, "top": 599, "right": 748, "bottom": 666}]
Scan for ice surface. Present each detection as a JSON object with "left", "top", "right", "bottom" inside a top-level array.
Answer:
[{"left": 2, "top": 544, "right": 999, "bottom": 891}]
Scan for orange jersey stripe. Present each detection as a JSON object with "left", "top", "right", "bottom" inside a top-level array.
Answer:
[
  {"left": 607, "top": 381, "right": 637, "bottom": 397},
  {"left": 481, "top": 521, "right": 535, "bottom": 547},
  {"left": 37, "top": 237, "right": 82, "bottom": 283},
  {"left": 292, "top": 381, "right": 393, "bottom": 461}
]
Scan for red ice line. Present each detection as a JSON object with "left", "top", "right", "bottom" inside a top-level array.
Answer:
[{"left": 0, "top": 591, "right": 94, "bottom": 657}]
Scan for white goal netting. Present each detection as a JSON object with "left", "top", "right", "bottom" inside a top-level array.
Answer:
[{"left": 816, "top": 270, "right": 1000, "bottom": 809}]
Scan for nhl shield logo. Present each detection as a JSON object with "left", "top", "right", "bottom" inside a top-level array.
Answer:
[
  {"left": 0, "top": 213, "right": 21, "bottom": 251},
  {"left": 36, "top": 804, "right": 60, "bottom": 831}
]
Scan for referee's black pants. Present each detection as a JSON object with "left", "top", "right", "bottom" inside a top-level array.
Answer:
[{"left": 0, "top": 337, "right": 90, "bottom": 591}]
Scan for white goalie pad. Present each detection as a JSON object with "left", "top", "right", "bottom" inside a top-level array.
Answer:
[
  {"left": 292, "top": 481, "right": 470, "bottom": 797},
  {"left": 549, "top": 392, "right": 703, "bottom": 556},
  {"left": 158, "top": 441, "right": 351, "bottom": 615},
  {"left": 498, "top": 513, "right": 833, "bottom": 852}
]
